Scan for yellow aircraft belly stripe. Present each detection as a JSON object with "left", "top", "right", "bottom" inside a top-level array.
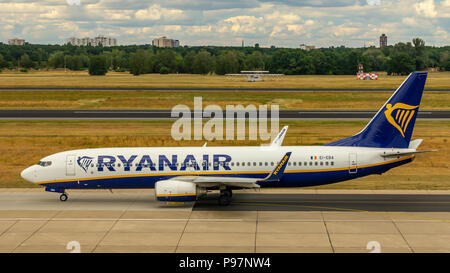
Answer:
[{"left": 36, "top": 155, "right": 414, "bottom": 185}]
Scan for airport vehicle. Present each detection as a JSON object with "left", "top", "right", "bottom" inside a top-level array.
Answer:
[{"left": 21, "top": 72, "right": 433, "bottom": 205}]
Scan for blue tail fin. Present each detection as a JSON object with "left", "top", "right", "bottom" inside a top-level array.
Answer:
[{"left": 325, "top": 72, "right": 427, "bottom": 148}]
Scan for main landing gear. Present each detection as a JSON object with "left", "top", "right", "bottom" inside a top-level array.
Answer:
[
  {"left": 59, "top": 193, "right": 68, "bottom": 202},
  {"left": 219, "top": 188, "right": 232, "bottom": 206}
]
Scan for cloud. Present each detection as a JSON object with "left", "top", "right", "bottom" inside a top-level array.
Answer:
[
  {"left": 135, "top": 4, "right": 183, "bottom": 21},
  {"left": 0, "top": 0, "right": 448, "bottom": 47},
  {"left": 414, "top": 0, "right": 437, "bottom": 18}
]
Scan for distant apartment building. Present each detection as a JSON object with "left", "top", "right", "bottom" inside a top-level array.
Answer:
[
  {"left": 8, "top": 38, "right": 25, "bottom": 46},
  {"left": 66, "top": 36, "right": 117, "bottom": 47},
  {"left": 299, "top": 44, "right": 315, "bottom": 51},
  {"left": 380, "top": 34, "right": 387, "bottom": 47},
  {"left": 152, "top": 36, "right": 180, "bottom": 48}
]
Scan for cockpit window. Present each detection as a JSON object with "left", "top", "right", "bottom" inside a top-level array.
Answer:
[{"left": 37, "top": 161, "right": 52, "bottom": 167}]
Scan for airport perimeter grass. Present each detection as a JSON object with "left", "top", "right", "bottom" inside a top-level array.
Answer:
[
  {"left": 0, "top": 70, "right": 449, "bottom": 89},
  {"left": 0, "top": 120, "right": 448, "bottom": 190},
  {"left": 0, "top": 90, "right": 449, "bottom": 110}
]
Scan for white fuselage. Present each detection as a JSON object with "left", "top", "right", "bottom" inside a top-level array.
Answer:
[{"left": 21, "top": 145, "right": 415, "bottom": 189}]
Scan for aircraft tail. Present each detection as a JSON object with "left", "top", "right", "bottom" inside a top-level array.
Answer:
[{"left": 325, "top": 72, "right": 427, "bottom": 148}]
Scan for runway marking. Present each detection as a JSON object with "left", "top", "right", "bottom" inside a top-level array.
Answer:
[
  {"left": 0, "top": 217, "right": 448, "bottom": 222},
  {"left": 239, "top": 200, "right": 450, "bottom": 204},
  {"left": 233, "top": 201, "right": 450, "bottom": 223},
  {"left": 0, "top": 218, "right": 247, "bottom": 222}
]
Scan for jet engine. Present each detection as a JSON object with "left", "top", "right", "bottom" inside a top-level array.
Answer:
[{"left": 155, "top": 180, "right": 205, "bottom": 202}]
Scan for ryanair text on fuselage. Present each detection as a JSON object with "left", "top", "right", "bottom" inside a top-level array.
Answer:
[{"left": 80, "top": 154, "right": 233, "bottom": 173}]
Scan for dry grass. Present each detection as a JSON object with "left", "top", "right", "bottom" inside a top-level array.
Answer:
[
  {"left": 0, "top": 90, "right": 448, "bottom": 110},
  {"left": 1, "top": 120, "right": 448, "bottom": 189},
  {"left": 0, "top": 70, "right": 449, "bottom": 89}
]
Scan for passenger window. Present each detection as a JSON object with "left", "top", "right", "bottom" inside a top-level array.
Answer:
[
  {"left": 236, "top": 162, "right": 240, "bottom": 166},
  {"left": 331, "top": 162, "right": 334, "bottom": 166},
  {"left": 326, "top": 162, "right": 329, "bottom": 166},
  {"left": 271, "top": 162, "right": 274, "bottom": 166},
  {"left": 309, "top": 162, "right": 312, "bottom": 166},
  {"left": 259, "top": 162, "right": 262, "bottom": 166},
  {"left": 320, "top": 162, "right": 323, "bottom": 166},
  {"left": 253, "top": 162, "right": 256, "bottom": 166},
  {"left": 315, "top": 162, "right": 318, "bottom": 166}
]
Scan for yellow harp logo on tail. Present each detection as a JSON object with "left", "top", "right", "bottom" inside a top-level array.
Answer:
[{"left": 384, "top": 103, "right": 418, "bottom": 137}]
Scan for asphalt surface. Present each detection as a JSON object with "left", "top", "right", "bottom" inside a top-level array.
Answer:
[
  {"left": 1, "top": 190, "right": 449, "bottom": 253},
  {"left": 195, "top": 193, "right": 450, "bottom": 212},
  {"left": 0, "top": 87, "right": 449, "bottom": 92},
  {"left": 1, "top": 109, "right": 449, "bottom": 120}
]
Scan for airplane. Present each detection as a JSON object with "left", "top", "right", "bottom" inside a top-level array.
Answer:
[{"left": 21, "top": 72, "right": 435, "bottom": 206}]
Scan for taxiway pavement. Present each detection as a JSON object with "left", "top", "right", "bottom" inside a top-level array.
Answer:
[{"left": 0, "top": 189, "right": 449, "bottom": 253}]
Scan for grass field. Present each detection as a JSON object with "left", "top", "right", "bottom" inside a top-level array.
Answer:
[
  {"left": 0, "top": 90, "right": 449, "bottom": 110},
  {"left": 0, "top": 71, "right": 448, "bottom": 110},
  {"left": 1, "top": 120, "right": 449, "bottom": 189},
  {"left": 0, "top": 70, "right": 449, "bottom": 89}
]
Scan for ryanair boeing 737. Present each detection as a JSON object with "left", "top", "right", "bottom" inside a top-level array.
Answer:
[{"left": 21, "top": 72, "right": 434, "bottom": 205}]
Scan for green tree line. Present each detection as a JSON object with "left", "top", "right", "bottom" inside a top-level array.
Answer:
[{"left": 0, "top": 38, "right": 448, "bottom": 75}]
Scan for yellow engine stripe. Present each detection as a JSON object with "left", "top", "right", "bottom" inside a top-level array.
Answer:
[{"left": 156, "top": 193, "right": 196, "bottom": 197}]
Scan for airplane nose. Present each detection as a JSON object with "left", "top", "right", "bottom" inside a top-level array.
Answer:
[{"left": 21, "top": 166, "right": 37, "bottom": 183}]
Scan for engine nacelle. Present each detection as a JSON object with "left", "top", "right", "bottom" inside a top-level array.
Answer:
[{"left": 155, "top": 180, "right": 198, "bottom": 202}]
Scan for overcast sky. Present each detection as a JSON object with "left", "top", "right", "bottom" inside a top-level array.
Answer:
[{"left": 0, "top": 0, "right": 449, "bottom": 48}]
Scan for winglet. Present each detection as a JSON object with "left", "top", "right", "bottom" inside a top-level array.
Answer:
[
  {"left": 271, "top": 126, "right": 288, "bottom": 147},
  {"left": 259, "top": 152, "right": 292, "bottom": 182}
]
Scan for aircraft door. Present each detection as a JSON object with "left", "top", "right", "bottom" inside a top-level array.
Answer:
[
  {"left": 66, "top": 155, "right": 76, "bottom": 176},
  {"left": 348, "top": 153, "right": 357, "bottom": 174}
]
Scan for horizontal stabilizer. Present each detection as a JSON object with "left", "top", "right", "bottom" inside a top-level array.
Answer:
[
  {"left": 408, "top": 139, "right": 423, "bottom": 149},
  {"left": 381, "top": 150, "right": 437, "bottom": 158}
]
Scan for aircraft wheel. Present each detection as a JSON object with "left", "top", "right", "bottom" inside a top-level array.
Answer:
[
  {"left": 60, "top": 193, "right": 68, "bottom": 202},
  {"left": 218, "top": 190, "right": 231, "bottom": 206}
]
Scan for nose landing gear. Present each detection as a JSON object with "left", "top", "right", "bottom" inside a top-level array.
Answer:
[
  {"left": 45, "top": 187, "right": 68, "bottom": 202},
  {"left": 59, "top": 193, "right": 68, "bottom": 202}
]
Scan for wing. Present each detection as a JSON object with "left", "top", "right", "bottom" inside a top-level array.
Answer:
[{"left": 163, "top": 152, "right": 292, "bottom": 189}]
